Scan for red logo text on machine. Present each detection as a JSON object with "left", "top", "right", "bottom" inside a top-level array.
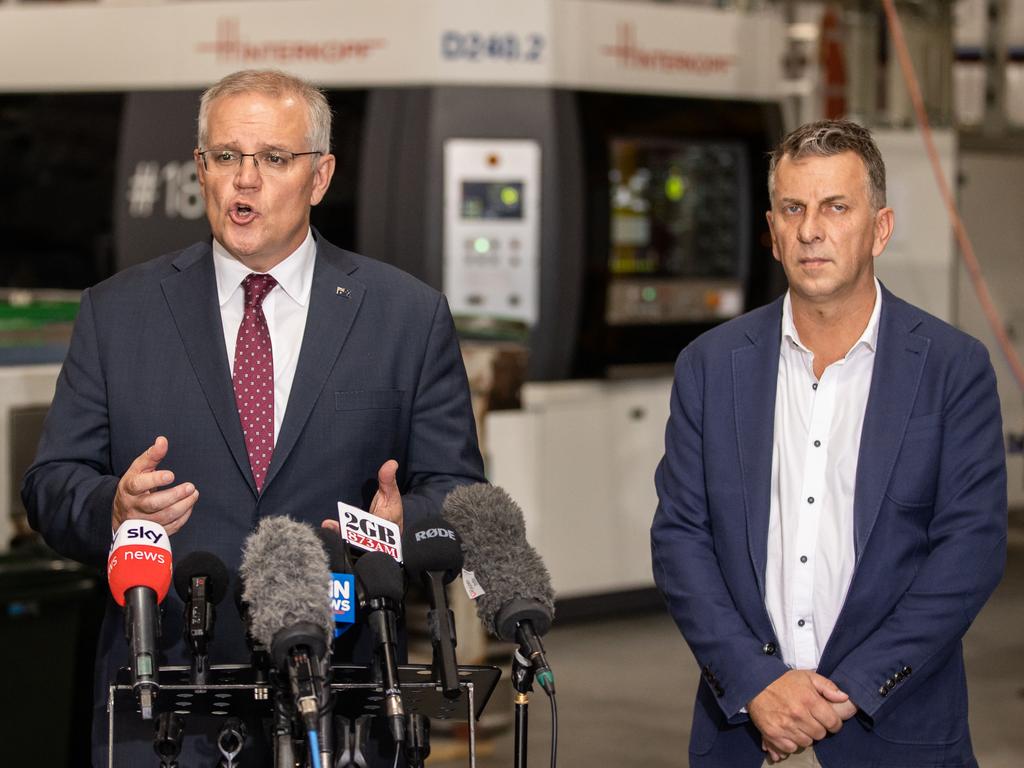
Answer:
[
  {"left": 196, "top": 18, "right": 387, "bottom": 64},
  {"left": 601, "top": 22, "right": 735, "bottom": 76}
]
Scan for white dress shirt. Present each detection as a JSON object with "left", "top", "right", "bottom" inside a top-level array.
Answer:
[
  {"left": 213, "top": 230, "right": 316, "bottom": 443},
  {"left": 764, "top": 278, "right": 882, "bottom": 670}
]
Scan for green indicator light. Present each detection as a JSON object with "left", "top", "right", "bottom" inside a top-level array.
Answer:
[
  {"left": 500, "top": 186, "right": 520, "bottom": 207},
  {"left": 474, "top": 238, "right": 490, "bottom": 254},
  {"left": 642, "top": 286, "right": 658, "bottom": 302},
  {"left": 665, "top": 174, "right": 685, "bottom": 202}
]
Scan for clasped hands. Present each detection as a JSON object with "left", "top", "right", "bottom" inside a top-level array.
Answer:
[
  {"left": 749, "top": 669, "right": 857, "bottom": 763},
  {"left": 112, "top": 436, "right": 404, "bottom": 534}
]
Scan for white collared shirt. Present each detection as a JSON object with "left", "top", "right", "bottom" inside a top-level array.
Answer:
[
  {"left": 213, "top": 230, "right": 316, "bottom": 443},
  {"left": 764, "top": 278, "right": 882, "bottom": 670}
]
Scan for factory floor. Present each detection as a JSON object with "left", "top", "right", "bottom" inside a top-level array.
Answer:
[{"left": 431, "top": 525, "right": 1024, "bottom": 768}]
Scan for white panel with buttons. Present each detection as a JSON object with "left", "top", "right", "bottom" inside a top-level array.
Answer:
[{"left": 443, "top": 139, "right": 541, "bottom": 325}]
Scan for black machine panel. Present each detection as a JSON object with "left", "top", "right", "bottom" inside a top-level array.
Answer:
[
  {"left": 0, "top": 93, "right": 123, "bottom": 289},
  {"left": 574, "top": 91, "right": 785, "bottom": 377}
]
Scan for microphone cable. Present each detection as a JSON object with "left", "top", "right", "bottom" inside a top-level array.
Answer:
[
  {"left": 548, "top": 692, "right": 558, "bottom": 768},
  {"left": 307, "top": 729, "right": 322, "bottom": 768}
]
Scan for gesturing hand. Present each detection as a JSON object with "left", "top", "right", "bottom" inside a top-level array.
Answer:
[
  {"left": 369, "top": 459, "right": 404, "bottom": 533},
  {"left": 111, "top": 436, "right": 198, "bottom": 535}
]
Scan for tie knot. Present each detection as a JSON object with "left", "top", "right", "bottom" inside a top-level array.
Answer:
[{"left": 243, "top": 273, "right": 277, "bottom": 309}]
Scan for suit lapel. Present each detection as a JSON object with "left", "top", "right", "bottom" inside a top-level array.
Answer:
[
  {"left": 733, "top": 299, "right": 783, "bottom": 599},
  {"left": 161, "top": 243, "right": 255, "bottom": 494},
  {"left": 852, "top": 290, "right": 929, "bottom": 560},
  {"left": 262, "top": 240, "right": 365, "bottom": 491}
]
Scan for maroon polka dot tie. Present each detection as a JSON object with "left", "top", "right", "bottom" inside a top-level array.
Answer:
[{"left": 233, "top": 273, "right": 277, "bottom": 492}]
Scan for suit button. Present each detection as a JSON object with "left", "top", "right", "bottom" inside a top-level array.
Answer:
[
  {"left": 884, "top": 678, "right": 895, "bottom": 691},
  {"left": 893, "top": 671, "right": 903, "bottom": 682},
  {"left": 902, "top": 665, "right": 912, "bottom": 676},
  {"left": 762, "top": 642, "right": 776, "bottom": 656},
  {"left": 879, "top": 685, "right": 888, "bottom": 697}
]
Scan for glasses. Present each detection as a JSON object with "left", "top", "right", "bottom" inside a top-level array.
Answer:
[{"left": 197, "top": 148, "right": 323, "bottom": 176}]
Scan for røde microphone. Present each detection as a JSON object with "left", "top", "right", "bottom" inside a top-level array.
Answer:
[
  {"left": 172, "top": 551, "right": 229, "bottom": 686},
  {"left": 354, "top": 551, "right": 407, "bottom": 745},
  {"left": 442, "top": 483, "right": 557, "bottom": 695},
  {"left": 402, "top": 515, "right": 462, "bottom": 698},
  {"left": 240, "top": 516, "right": 333, "bottom": 761},
  {"left": 108, "top": 518, "right": 173, "bottom": 719}
]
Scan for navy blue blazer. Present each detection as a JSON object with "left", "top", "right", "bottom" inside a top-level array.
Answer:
[
  {"left": 23, "top": 235, "right": 486, "bottom": 765},
  {"left": 651, "top": 286, "right": 1006, "bottom": 768}
]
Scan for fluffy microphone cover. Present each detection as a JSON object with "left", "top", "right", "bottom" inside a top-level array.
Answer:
[
  {"left": 442, "top": 483, "right": 555, "bottom": 636},
  {"left": 239, "top": 516, "right": 333, "bottom": 650}
]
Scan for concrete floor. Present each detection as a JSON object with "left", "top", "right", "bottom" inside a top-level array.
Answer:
[{"left": 433, "top": 528, "right": 1024, "bottom": 767}]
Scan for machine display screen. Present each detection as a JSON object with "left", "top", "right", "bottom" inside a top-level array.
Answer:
[
  {"left": 606, "top": 138, "right": 749, "bottom": 325},
  {"left": 461, "top": 181, "right": 524, "bottom": 220},
  {"left": 609, "top": 139, "right": 746, "bottom": 278}
]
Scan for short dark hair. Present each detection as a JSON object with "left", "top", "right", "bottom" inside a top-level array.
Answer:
[{"left": 768, "top": 119, "right": 886, "bottom": 210}]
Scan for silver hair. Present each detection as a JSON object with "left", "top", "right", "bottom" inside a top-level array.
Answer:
[
  {"left": 197, "top": 69, "right": 332, "bottom": 154},
  {"left": 768, "top": 119, "right": 886, "bottom": 210}
]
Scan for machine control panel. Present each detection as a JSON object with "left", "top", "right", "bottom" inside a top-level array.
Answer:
[
  {"left": 606, "top": 277, "right": 743, "bottom": 325},
  {"left": 443, "top": 139, "right": 541, "bottom": 325}
]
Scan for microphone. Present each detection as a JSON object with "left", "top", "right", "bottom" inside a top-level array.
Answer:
[
  {"left": 401, "top": 515, "right": 462, "bottom": 698},
  {"left": 172, "top": 551, "right": 229, "bottom": 685},
  {"left": 107, "top": 519, "right": 173, "bottom": 719},
  {"left": 354, "top": 551, "right": 407, "bottom": 745},
  {"left": 442, "top": 484, "right": 556, "bottom": 695},
  {"left": 314, "top": 526, "right": 358, "bottom": 768},
  {"left": 239, "top": 516, "right": 333, "bottom": 762},
  {"left": 316, "top": 527, "right": 357, "bottom": 640}
]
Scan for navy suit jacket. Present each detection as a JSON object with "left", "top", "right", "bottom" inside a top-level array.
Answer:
[
  {"left": 23, "top": 235, "right": 486, "bottom": 765},
  {"left": 651, "top": 286, "right": 1006, "bottom": 768}
]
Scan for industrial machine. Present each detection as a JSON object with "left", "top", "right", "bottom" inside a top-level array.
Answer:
[{"left": 0, "top": 1, "right": 787, "bottom": 601}]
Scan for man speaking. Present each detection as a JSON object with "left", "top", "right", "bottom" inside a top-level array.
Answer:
[
  {"left": 651, "top": 120, "right": 1006, "bottom": 767},
  {"left": 22, "top": 69, "right": 485, "bottom": 765}
]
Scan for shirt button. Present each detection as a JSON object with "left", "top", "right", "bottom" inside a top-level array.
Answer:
[
  {"left": 812, "top": 382, "right": 818, "bottom": 390},
  {"left": 807, "top": 496, "right": 815, "bottom": 504},
  {"left": 797, "top": 619, "right": 806, "bottom": 627},
  {"left": 813, "top": 440, "right": 821, "bottom": 447},
  {"left": 800, "top": 555, "right": 808, "bottom": 563}
]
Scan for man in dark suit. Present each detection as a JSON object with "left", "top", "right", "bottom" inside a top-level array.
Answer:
[
  {"left": 651, "top": 120, "right": 1006, "bottom": 767},
  {"left": 23, "top": 69, "right": 485, "bottom": 766}
]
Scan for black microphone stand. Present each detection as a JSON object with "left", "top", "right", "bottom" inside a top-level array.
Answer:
[
  {"left": 184, "top": 575, "right": 213, "bottom": 687},
  {"left": 153, "top": 712, "right": 185, "bottom": 768},
  {"left": 511, "top": 649, "right": 535, "bottom": 768},
  {"left": 271, "top": 687, "right": 297, "bottom": 768},
  {"left": 216, "top": 717, "right": 246, "bottom": 768},
  {"left": 405, "top": 713, "right": 431, "bottom": 768}
]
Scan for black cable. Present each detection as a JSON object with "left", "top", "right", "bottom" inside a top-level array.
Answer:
[{"left": 549, "top": 693, "right": 558, "bottom": 768}]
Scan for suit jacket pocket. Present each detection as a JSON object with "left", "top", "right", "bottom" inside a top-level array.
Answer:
[
  {"left": 335, "top": 389, "right": 405, "bottom": 411},
  {"left": 901, "top": 411, "right": 943, "bottom": 441},
  {"left": 883, "top": 413, "right": 942, "bottom": 508}
]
